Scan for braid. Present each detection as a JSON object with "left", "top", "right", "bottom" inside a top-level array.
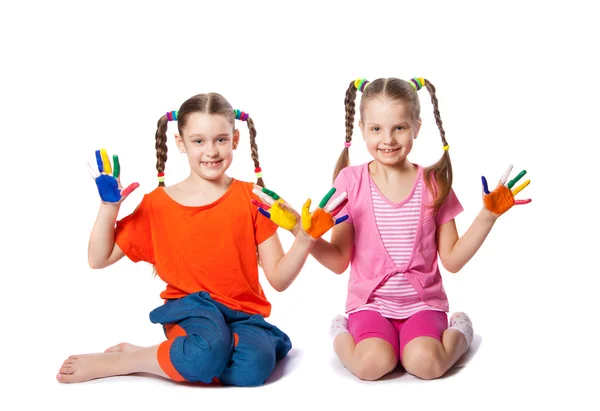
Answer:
[
  {"left": 424, "top": 79, "right": 448, "bottom": 147},
  {"left": 333, "top": 81, "right": 357, "bottom": 182},
  {"left": 423, "top": 79, "right": 453, "bottom": 211},
  {"left": 246, "top": 116, "right": 265, "bottom": 187},
  {"left": 155, "top": 115, "right": 168, "bottom": 187}
]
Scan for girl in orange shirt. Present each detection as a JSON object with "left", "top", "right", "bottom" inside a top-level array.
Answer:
[{"left": 57, "top": 92, "right": 320, "bottom": 387}]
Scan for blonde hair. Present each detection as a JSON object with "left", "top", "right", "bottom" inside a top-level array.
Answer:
[
  {"left": 155, "top": 92, "right": 265, "bottom": 187},
  {"left": 334, "top": 78, "right": 452, "bottom": 211}
]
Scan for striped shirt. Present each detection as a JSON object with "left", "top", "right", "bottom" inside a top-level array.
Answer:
[{"left": 349, "top": 177, "right": 443, "bottom": 319}]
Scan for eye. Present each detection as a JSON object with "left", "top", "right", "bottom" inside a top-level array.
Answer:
[
  {"left": 371, "top": 127, "right": 380, "bottom": 132},
  {"left": 217, "top": 138, "right": 229, "bottom": 143},
  {"left": 193, "top": 139, "right": 203, "bottom": 144},
  {"left": 395, "top": 126, "right": 405, "bottom": 131}
]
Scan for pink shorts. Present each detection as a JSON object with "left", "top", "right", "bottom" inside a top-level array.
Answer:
[{"left": 347, "top": 309, "right": 448, "bottom": 362}]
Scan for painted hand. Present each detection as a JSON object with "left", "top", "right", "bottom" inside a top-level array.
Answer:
[
  {"left": 252, "top": 186, "right": 298, "bottom": 231},
  {"left": 86, "top": 149, "right": 139, "bottom": 203},
  {"left": 482, "top": 165, "right": 531, "bottom": 216},
  {"left": 301, "top": 188, "right": 349, "bottom": 239}
]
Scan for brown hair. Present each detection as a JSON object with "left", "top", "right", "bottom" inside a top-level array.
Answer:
[
  {"left": 155, "top": 92, "right": 265, "bottom": 187},
  {"left": 334, "top": 78, "right": 452, "bottom": 211}
]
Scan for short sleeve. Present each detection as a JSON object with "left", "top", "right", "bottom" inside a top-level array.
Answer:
[
  {"left": 332, "top": 168, "right": 353, "bottom": 224},
  {"left": 435, "top": 188, "right": 463, "bottom": 226},
  {"left": 254, "top": 206, "right": 278, "bottom": 245},
  {"left": 115, "top": 194, "right": 154, "bottom": 263}
]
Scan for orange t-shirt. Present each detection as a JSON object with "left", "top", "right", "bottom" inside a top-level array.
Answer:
[{"left": 114, "top": 179, "right": 278, "bottom": 317}]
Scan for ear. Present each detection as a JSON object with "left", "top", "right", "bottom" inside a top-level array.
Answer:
[
  {"left": 174, "top": 133, "right": 186, "bottom": 153},
  {"left": 233, "top": 129, "right": 240, "bottom": 150},
  {"left": 413, "top": 119, "right": 422, "bottom": 139}
]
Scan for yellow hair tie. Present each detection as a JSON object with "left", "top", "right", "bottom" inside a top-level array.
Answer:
[
  {"left": 354, "top": 78, "right": 370, "bottom": 92},
  {"left": 443, "top": 145, "right": 450, "bottom": 151}
]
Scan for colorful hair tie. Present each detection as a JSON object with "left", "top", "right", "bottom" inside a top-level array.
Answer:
[
  {"left": 344, "top": 141, "right": 352, "bottom": 148},
  {"left": 234, "top": 109, "right": 249, "bottom": 121},
  {"left": 157, "top": 172, "right": 165, "bottom": 183},
  {"left": 166, "top": 111, "right": 178, "bottom": 121},
  {"left": 443, "top": 145, "right": 450, "bottom": 151},
  {"left": 409, "top": 77, "right": 425, "bottom": 91},
  {"left": 254, "top": 166, "right": 263, "bottom": 179},
  {"left": 354, "top": 78, "right": 370, "bottom": 92}
]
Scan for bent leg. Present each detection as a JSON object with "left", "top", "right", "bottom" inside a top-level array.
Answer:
[
  {"left": 334, "top": 310, "right": 399, "bottom": 381},
  {"left": 219, "top": 314, "right": 292, "bottom": 387}
]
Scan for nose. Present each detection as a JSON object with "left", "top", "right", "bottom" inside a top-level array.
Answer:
[
  {"left": 382, "top": 131, "right": 394, "bottom": 145},
  {"left": 205, "top": 142, "right": 218, "bottom": 157}
]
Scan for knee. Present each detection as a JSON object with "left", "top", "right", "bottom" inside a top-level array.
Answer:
[
  {"left": 402, "top": 344, "right": 445, "bottom": 380},
  {"left": 353, "top": 350, "right": 396, "bottom": 381},
  {"left": 236, "top": 345, "right": 277, "bottom": 387},
  {"left": 174, "top": 331, "right": 232, "bottom": 382}
]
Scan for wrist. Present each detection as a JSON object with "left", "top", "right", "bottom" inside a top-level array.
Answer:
[
  {"left": 296, "top": 230, "right": 317, "bottom": 247},
  {"left": 480, "top": 206, "right": 499, "bottom": 222}
]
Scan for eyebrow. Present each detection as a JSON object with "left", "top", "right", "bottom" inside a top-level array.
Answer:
[
  {"left": 367, "top": 122, "right": 411, "bottom": 127},
  {"left": 188, "top": 133, "right": 230, "bottom": 139}
]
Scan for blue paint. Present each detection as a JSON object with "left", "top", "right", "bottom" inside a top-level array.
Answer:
[
  {"left": 481, "top": 176, "right": 490, "bottom": 194},
  {"left": 95, "top": 150, "right": 104, "bottom": 173},
  {"left": 96, "top": 174, "right": 122, "bottom": 203},
  {"left": 258, "top": 208, "right": 271, "bottom": 219},
  {"left": 335, "top": 215, "right": 349, "bottom": 225}
]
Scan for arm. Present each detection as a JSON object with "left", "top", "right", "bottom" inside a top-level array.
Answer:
[
  {"left": 299, "top": 222, "right": 354, "bottom": 275},
  {"left": 437, "top": 207, "right": 498, "bottom": 274},
  {"left": 258, "top": 230, "right": 316, "bottom": 292},
  {"left": 88, "top": 202, "right": 125, "bottom": 269},
  {"left": 439, "top": 164, "right": 532, "bottom": 273}
]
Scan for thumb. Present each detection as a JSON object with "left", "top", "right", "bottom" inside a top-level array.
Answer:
[
  {"left": 301, "top": 198, "right": 312, "bottom": 231},
  {"left": 121, "top": 182, "right": 140, "bottom": 199}
]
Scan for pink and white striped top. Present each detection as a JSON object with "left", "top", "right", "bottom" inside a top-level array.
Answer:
[{"left": 348, "top": 176, "right": 443, "bottom": 319}]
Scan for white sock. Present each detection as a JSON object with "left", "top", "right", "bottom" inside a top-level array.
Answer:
[
  {"left": 330, "top": 315, "right": 349, "bottom": 339},
  {"left": 449, "top": 312, "right": 473, "bottom": 348}
]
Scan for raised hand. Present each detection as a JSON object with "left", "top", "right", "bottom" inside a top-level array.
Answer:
[
  {"left": 86, "top": 149, "right": 139, "bottom": 204},
  {"left": 482, "top": 164, "right": 531, "bottom": 216},
  {"left": 251, "top": 186, "right": 298, "bottom": 231},
  {"left": 301, "top": 188, "right": 349, "bottom": 239}
]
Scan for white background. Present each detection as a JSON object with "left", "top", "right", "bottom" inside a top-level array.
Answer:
[{"left": 2, "top": 1, "right": 599, "bottom": 409}]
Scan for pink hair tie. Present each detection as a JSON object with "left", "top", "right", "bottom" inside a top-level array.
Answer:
[{"left": 344, "top": 141, "right": 352, "bottom": 148}]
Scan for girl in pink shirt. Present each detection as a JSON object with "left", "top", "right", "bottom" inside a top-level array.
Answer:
[{"left": 307, "top": 77, "right": 530, "bottom": 381}]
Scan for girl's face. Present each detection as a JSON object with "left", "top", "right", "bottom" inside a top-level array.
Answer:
[
  {"left": 360, "top": 97, "right": 420, "bottom": 167},
  {"left": 175, "top": 112, "right": 239, "bottom": 182}
]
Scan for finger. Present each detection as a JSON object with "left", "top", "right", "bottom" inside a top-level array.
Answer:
[
  {"left": 500, "top": 164, "right": 513, "bottom": 185},
  {"left": 302, "top": 198, "right": 312, "bottom": 215},
  {"left": 481, "top": 176, "right": 490, "bottom": 194},
  {"left": 120, "top": 182, "right": 139, "bottom": 198},
  {"left": 331, "top": 198, "right": 349, "bottom": 217},
  {"left": 100, "top": 149, "right": 112, "bottom": 175},
  {"left": 262, "top": 188, "right": 281, "bottom": 201},
  {"left": 113, "top": 155, "right": 120, "bottom": 178},
  {"left": 319, "top": 188, "right": 337, "bottom": 209},
  {"left": 515, "top": 199, "right": 532, "bottom": 205},
  {"left": 302, "top": 199, "right": 312, "bottom": 231},
  {"left": 511, "top": 179, "right": 530, "bottom": 196},
  {"left": 251, "top": 199, "right": 271, "bottom": 210},
  {"left": 252, "top": 187, "right": 276, "bottom": 205},
  {"left": 258, "top": 208, "right": 271, "bottom": 219},
  {"left": 334, "top": 215, "right": 349, "bottom": 225},
  {"left": 86, "top": 161, "right": 100, "bottom": 179},
  {"left": 325, "top": 191, "right": 347, "bottom": 212},
  {"left": 507, "top": 170, "right": 527, "bottom": 189},
  {"left": 95, "top": 150, "right": 104, "bottom": 173}
]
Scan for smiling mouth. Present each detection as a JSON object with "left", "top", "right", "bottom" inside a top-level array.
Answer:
[
  {"left": 378, "top": 148, "right": 401, "bottom": 153},
  {"left": 201, "top": 160, "right": 223, "bottom": 168}
]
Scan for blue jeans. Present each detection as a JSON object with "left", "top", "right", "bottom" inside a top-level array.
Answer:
[{"left": 149, "top": 291, "right": 292, "bottom": 387}]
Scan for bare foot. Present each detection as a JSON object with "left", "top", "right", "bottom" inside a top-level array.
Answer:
[
  {"left": 57, "top": 344, "right": 166, "bottom": 383},
  {"left": 104, "top": 342, "right": 144, "bottom": 353}
]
